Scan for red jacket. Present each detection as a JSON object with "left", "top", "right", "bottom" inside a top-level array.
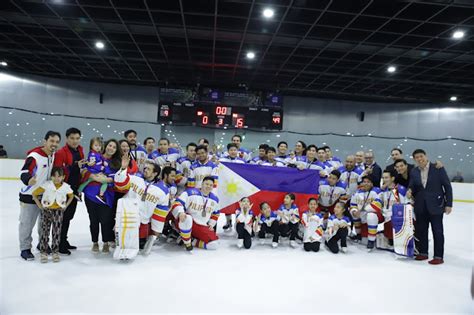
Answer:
[{"left": 54, "top": 144, "right": 85, "bottom": 181}]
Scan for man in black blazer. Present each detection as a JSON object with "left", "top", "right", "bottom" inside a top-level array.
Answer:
[
  {"left": 408, "top": 149, "right": 453, "bottom": 265},
  {"left": 361, "top": 151, "right": 382, "bottom": 187}
]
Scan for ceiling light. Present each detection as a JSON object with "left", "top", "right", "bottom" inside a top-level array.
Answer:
[
  {"left": 387, "top": 66, "right": 396, "bottom": 73},
  {"left": 450, "top": 96, "right": 457, "bottom": 101},
  {"left": 0, "top": 61, "right": 7, "bottom": 67},
  {"left": 452, "top": 30, "right": 464, "bottom": 39},
  {"left": 246, "top": 51, "right": 255, "bottom": 59},
  {"left": 95, "top": 41, "right": 105, "bottom": 49},
  {"left": 263, "top": 8, "right": 274, "bottom": 18}
]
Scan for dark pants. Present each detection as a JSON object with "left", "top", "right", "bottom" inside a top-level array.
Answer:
[
  {"left": 304, "top": 241, "right": 320, "bottom": 252},
  {"left": 279, "top": 222, "right": 298, "bottom": 240},
  {"left": 59, "top": 198, "right": 77, "bottom": 249},
  {"left": 236, "top": 223, "right": 252, "bottom": 249},
  {"left": 40, "top": 209, "right": 64, "bottom": 253},
  {"left": 85, "top": 198, "right": 115, "bottom": 243},
  {"left": 415, "top": 205, "right": 444, "bottom": 259},
  {"left": 258, "top": 221, "right": 279, "bottom": 243},
  {"left": 326, "top": 228, "right": 348, "bottom": 254}
]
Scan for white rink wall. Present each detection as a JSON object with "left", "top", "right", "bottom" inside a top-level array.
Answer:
[{"left": 1, "top": 158, "right": 472, "bottom": 202}]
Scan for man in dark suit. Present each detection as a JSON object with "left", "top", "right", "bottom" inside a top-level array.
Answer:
[
  {"left": 408, "top": 149, "right": 453, "bottom": 265},
  {"left": 386, "top": 148, "right": 404, "bottom": 174},
  {"left": 361, "top": 151, "right": 382, "bottom": 187}
]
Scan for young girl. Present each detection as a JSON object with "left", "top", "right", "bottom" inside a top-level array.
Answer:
[
  {"left": 235, "top": 197, "right": 254, "bottom": 249},
  {"left": 301, "top": 198, "right": 324, "bottom": 252},
  {"left": 277, "top": 193, "right": 300, "bottom": 248},
  {"left": 256, "top": 202, "right": 280, "bottom": 248},
  {"left": 325, "top": 202, "right": 351, "bottom": 254},
  {"left": 78, "top": 137, "right": 108, "bottom": 203},
  {"left": 32, "top": 167, "right": 74, "bottom": 263}
]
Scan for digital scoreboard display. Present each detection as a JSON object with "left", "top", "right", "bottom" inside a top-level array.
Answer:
[{"left": 158, "top": 102, "right": 283, "bottom": 130}]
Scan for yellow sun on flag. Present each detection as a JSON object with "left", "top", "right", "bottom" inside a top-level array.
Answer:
[{"left": 225, "top": 179, "right": 240, "bottom": 196}]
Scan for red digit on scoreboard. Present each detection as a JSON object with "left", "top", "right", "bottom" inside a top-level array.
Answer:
[
  {"left": 272, "top": 117, "right": 281, "bottom": 124},
  {"left": 202, "top": 115, "right": 209, "bottom": 125},
  {"left": 236, "top": 118, "right": 244, "bottom": 128},
  {"left": 163, "top": 110, "right": 169, "bottom": 117},
  {"left": 218, "top": 118, "right": 224, "bottom": 125},
  {"left": 216, "top": 106, "right": 227, "bottom": 115}
]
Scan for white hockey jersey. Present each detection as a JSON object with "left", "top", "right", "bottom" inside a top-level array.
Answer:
[
  {"left": 235, "top": 208, "right": 254, "bottom": 234},
  {"left": 301, "top": 211, "right": 324, "bottom": 243},
  {"left": 338, "top": 166, "right": 364, "bottom": 197},
  {"left": 258, "top": 211, "right": 280, "bottom": 226},
  {"left": 130, "top": 145, "right": 148, "bottom": 173},
  {"left": 326, "top": 214, "right": 351, "bottom": 239},
  {"left": 187, "top": 160, "right": 219, "bottom": 189},
  {"left": 317, "top": 179, "right": 347, "bottom": 207},
  {"left": 114, "top": 169, "right": 170, "bottom": 234},
  {"left": 175, "top": 156, "right": 195, "bottom": 188},
  {"left": 171, "top": 188, "right": 220, "bottom": 227},
  {"left": 150, "top": 148, "right": 180, "bottom": 167},
  {"left": 379, "top": 184, "right": 409, "bottom": 220},
  {"left": 219, "top": 156, "right": 246, "bottom": 164},
  {"left": 260, "top": 160, "right": 286, "bottom": 167},
  {"left": 222, "top": 147, "right": 251, "bottom": 162},
  {"left": 349, "top": 187, "right": 383, "bottom": 215},
  {"left": 277, "top": 203, "right": 300, "bottom": 224}
]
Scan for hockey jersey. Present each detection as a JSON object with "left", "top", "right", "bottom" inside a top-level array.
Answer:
[
  {"left": 326, "top": 214, "right": 351, "bottom": 238},
  {"left": 275, "top": 154, "right": 289, "bottom": 165},
  {"left": 150, "top": 148, "right": 180, "bottom": 167},
  {"left": 235, "top": 208, "right": 254, "bottom": 234},
  {"left": 223, "top": 147, "right": 251, "bottom": 162},
  {"left": 350, "top": 187, "right": 383, "bottom": 215},
  {"left": 327, "top": 156, "right": 343, "bottom": 169},
  {"left": 130, "top": 145, "right": 148, "bottom": 173},
  {"left": 377, "top": 184, "right": 409, "bottom": 220},
  {"left": 219, "top": 156, "right": 246, "bottom": 164},
  {"left": 187, "top": 160, "right": 219, "bottom": 189},
  {"left": 86, "top": 150, "right": 105, "bottom": 174},
  {"left": 171, "top": 188, "right": 220, "bottom": 227},
  {"left": 20, "top": 147, "right": 56, "bottom": 204},
  {"left": 175, "top": 156, "right": 195, "bottom": 188},
  {"left": 32, "top": 181, "right": 73, "bottom": 209},
  {"left": 259, "top": 211, "right": 280, "bottom": 226},
  {"left": 277, "top": 203, "right": 300, "bottom": 224},
  {"left": 317, "top": 179, "right": 347, "bottom": 207},
  {"left": 249, "top": 156, "right": 265, "bottom": 165},
  {"left": 301, "top": 211, "right": 324, "bottom": 243},
  {"left": 338, "top": 166, "right": 364, "bottom": 197},
  {"left": 260, "top": 160, "right": 286, "bottom": 167},
  {"left": 114, "top": 169, "right": 170, "bottom": 234}
]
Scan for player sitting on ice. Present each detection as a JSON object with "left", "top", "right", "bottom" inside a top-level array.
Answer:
[
  {"left": 113, "top": 155, "right": 170, "bottom": 260},
  {"left": 255, "top": 202, "right": 281, "bottom": 248},
  {"left": 301, "top": 198, "right": 324, "bottom": 252},
  {"left": 349, "top": 175, "right": 383, "bottom": 252},
  {"left": 277, "top": 193, "right": 300, "bottom": 248},
  {"left": 170, "top": 176, "right": 220, "bottom": 250},
  {"left": 325, "top": 202, "right": 351, "bottom": 254}
]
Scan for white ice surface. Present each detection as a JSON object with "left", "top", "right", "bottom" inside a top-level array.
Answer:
[{"left": 1, "top": 180, "right": 472, "bottom": 314}]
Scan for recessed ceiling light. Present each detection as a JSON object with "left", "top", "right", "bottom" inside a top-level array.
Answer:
[
  {"left": 452, "top": 30, "right": 464, "bottom": 39},
  {"left": 0, "top": 61, "right": 7, "bottom": 66},
  {"left": 246, "top": 51, "right": 255, "bottom": 59},
  {"left": 450, "top": 96, "right": 457, "bottom": 101},
  {"left": 263, "top": 8, "right": 274, "bottom": 18},
  {"left": 95, "top": 41, "right": 105, "bottom": 49},
  {"left": 387, "top": 66, "right": 396, "bottom": 73}
]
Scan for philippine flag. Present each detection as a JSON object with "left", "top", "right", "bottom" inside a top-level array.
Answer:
[{"left": 217, "top": 162, "right": 320, "bottom": 215}]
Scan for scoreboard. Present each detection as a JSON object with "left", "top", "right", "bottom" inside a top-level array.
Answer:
[{"left": 158, "top": 102, "right": 283, "bottom": 130}]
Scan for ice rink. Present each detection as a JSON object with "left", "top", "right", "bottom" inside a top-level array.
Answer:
[{"left": 1, "top": 180, "right": 472, "bottom": 314}]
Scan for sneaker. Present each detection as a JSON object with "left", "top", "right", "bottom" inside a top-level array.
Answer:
[
  {"left": 102, "top": 242, "right": 110, "bottom": 253},
  {"left": 66, "top": 241, "right": 77, "bottom": 250},
  {"left": 21, "top": 249, "right": 35, "bottom": 261},
  {"left": 59, "top": 248, "right": 71, "bottom": 256},
  {"left": 272, "top": 242, "right": 278, "bottom": 248},
  {"left": 52, "top": 253, "right": 60, "bottom": 263},
  {"left": 95, "top": 194, "right": 107, "bottom": 204},
  {"left": 428, "top": 258, "right": 444, "bottom": 265},
  {"left": 367, "top": 240, "right": 375, "bottom": 252},
  {"left": 290, "top": 240, "right": 297, "bottom": 248},
  {"left": 108, "top": 241, "right": 116, "bottom": 249},
  {"left": 91, "top": 242, "right": 99, "bottom": 252},
  {"left": 341, "top": 246, "right": 348, "bottom": 253},
  {"left": 237, "top": 239, "right": 244, "bottom": 249},
  {"left": 259, "top": 239, "right": 266, "bottom": 245},
  {"left": 40, "top": 253, "right": 48, "bottom": 263}
]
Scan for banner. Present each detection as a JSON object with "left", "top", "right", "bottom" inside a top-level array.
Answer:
[{"left": 217, "top": 163, "right": 320, "bottom": 215}]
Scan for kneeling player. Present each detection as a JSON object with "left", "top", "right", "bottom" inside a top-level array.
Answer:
[
  {"left": 256, "top": 202, "right": 280, "bottom": 248},
  {"left": 301, "top": 198, "right": 324, "bottom": 252},
  {"left": 235, "top": 197, "right": 254, "bottom": 249},
  {"left": 325, "top": 202, "right": 351, "bottom": 254},
  {"left": 171, "top": 176, "right": 220, "bottom": 250},
  {"left": 349, "top": 175, "right": 383, "bottom": 252},
  {"left": 114, "top": 157, "right": 170, "bottom": 259}
]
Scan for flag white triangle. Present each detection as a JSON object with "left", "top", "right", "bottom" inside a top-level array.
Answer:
[{"left": 217, "top": 163, "right": 260, "bottom": 209}]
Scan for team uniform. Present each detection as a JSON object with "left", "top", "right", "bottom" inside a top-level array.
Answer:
[
  {"left": 171, "top": 188, "right": 220, "bottom": 250},
  {"left": 260, "top": 160, "right": 286, "bottom": 167},
  {"left": 114, "top": 169, "right": 170, "bottom": 259},
  {"left": 301, "top": 211, "right": 324, "bottom": 252},
  {"left": 256, "top": 211, "right": 281, "bottom": 245},
  {"left": 235, "top": 208, "right": 254, "bottom": 249},
  {"left": 338, "top": 166, "right": 364, "bottom": 197},
  {"left": 219, "top": 156, "right": 246, "bottom": 164},
  {"left": 175, "top": 156, "right": 195, "bottom": 194},
  {"left": 327, "top": 156, "right": 343, "bottom": 169},
  {"left": 316, "top": 180, "right": 347, "bottom": 216},
  {"left": 275, "top": 154, "right": 288, "bottom": 165},
  {"left": 277, "top": 204, "right": 300, "bottom": 244},
  {"left": 150, "top": 148, "right": 180, "bottom": 168},
  {"left": 349, "top": 187, "right": 383, "bottom": 245},
  {"left": 249, "top": 156, "right": 265, "bottom": 165},
  {"left": 130, "top": 145, "right": 149, "bottom": 173},
  {"left": 377, "top": 184, "right": 410, "bottom": 244},
  {"left": 187, "top": 160, "right": 218, "bottom": 189},
  {"left": 222, "top": 147, "right": 251, "bottom": 163},
  {"left": 325, "top": 214, "right": 351, "bottom": 253}
]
